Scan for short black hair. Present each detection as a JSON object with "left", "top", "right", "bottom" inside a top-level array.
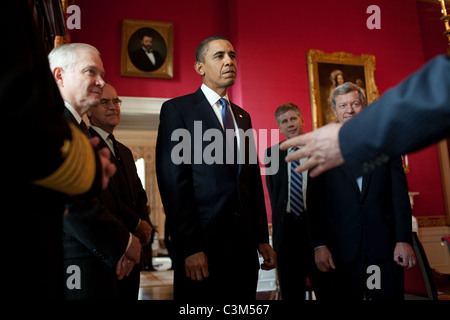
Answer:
[{"left": 195, "top": 35, "right": 229, "bottom": 62}]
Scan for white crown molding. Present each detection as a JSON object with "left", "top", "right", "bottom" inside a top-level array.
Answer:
[{"left": 119, "top": 96, "right": 168, "bottom": 115}]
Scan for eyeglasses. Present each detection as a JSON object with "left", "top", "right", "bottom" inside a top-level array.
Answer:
[{"left": 100, "top": 98, "right": 122, "bottom": 108}]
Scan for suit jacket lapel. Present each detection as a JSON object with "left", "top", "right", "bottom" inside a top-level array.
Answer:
[
  {"left": 117, "top": 143, "right": 137, "bottom": 200},
  {"left": 279, "top": 147, "right": 288, "bottom": 200},
  {"left": 230, "top": 102, "right": 247, "bottom": 175},
  {"left": 192, "top": 89, "right": 223, "bottom": 131},
  {"left": 341, "top": 164, "right": 361, "bottom": 193},
  {"left": 63, "top": 107, "right": 79, "bottom": 126},
  {"left": 230, "top": 103, "right": 247, "bottom": 131}
]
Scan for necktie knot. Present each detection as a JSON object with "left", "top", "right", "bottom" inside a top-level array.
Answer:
[
  {"left": 108, "top": 133, "right": 116, "bottom": 143},
  {"left": 108, "top": 134, "right": 120, "bottom": 160},
  {"left": 79, "top": 120, "right": 91, "bottom": 138}
]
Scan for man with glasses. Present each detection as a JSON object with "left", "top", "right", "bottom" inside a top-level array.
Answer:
[
  {"left": 87, "top": 82, "right": 153, "bottom": 299},
  {"left": 49, "top": 43, "right": 141, "bottom": 299}
]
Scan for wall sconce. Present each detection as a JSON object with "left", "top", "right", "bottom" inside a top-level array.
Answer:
[{"left": 402, "top": 154, "right": 410, "bottom": 174}]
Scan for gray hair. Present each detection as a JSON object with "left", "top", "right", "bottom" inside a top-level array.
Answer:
[
  {"left": 331, "top": 82, "right": 366, "bottom": 109},
  {"left": 48, "top": 43, "right": 100, "bottom": 72}
]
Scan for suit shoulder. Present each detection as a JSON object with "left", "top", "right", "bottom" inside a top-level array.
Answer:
[
  {"left": 116, "top": 141, "right": 132, "bottom": 153},
  {"left": 161, "top": 92, "right": 198, "bottom": 112},
  {"left": 266, "top": 142, "right": 282, "bottom": 154},
  {"left": 231, "top": 103, "right": 250, "bottom": 117},
  {"left": 164, "top": 90, "right": 201, "bottom": 104}
]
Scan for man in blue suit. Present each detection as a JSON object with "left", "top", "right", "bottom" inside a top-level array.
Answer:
[
  {"left": 307, "top": 82, "right": 416, "bottom": 300},
  {"left": 155, "top": 35, "right": 276, "bottom": 301}
]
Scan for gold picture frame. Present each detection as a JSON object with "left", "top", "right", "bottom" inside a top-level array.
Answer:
[
  {"left": 121, "top": 19, "right": 173, "bottom": 79},
  {"left": 438, "top": 138, "right": 450, "bottom": 225},
  {"left": 307, "top": 50, "right": 379, "bottom": 129}
]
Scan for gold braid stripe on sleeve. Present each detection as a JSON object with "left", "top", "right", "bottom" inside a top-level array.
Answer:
[{"left": 33, "top": 122, "right": 96, "bottom": 195}]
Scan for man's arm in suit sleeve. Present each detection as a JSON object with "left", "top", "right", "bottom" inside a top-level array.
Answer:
[
  {"left": 244, "top": 115, "right": 270, "bottom": 244},
  {"left": 136, "top": 175, "right": 151, "bottom": 222},
  {"left": 389, "top": 157, "right": 413, "bottom": 245},
  {"left": 340, "top": 54, "right": 450, "bottom": 176},
  {"left": 306, "top": 173, "right": 327, "bottom": 249},
  {"left": 155, "top": 100, "right": 203, "bottom": 259},
  {"left": 64, "top": 198, "right": 131, "bottom": 268},
  {"left": 265, "top": 147, "right": 274, "bottom": 197}
]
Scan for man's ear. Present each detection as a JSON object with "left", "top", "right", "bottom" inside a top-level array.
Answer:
[
  {"left": 53, "top": 67, "right": 65, "bottom": 87},
  {"left": 194, "top": 61, "right": 204, "bottom": 77}
]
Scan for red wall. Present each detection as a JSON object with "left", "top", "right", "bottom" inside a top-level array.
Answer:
[{"left": 71, "top": 0, "right": 447, "bottom": 221}]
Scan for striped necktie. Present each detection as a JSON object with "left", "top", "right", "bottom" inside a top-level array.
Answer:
[{"left": 290, "top": 148, "right": 304, "bottom": 216}]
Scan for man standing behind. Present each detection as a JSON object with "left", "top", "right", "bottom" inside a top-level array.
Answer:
[
  {"left": 265, "top": 103, "right": 324, "bottom": 300},
  {"left": 155, "top": 35, "right": 276, "bottom": 301},
  {"left": 87, "top": 82, "right": 153, "bottom": 299},
  {"left": 308, "top": 82, "right": 416, "bottom": 300},
  {"left": 49, "top": 43, "right": 141, "bottom": 299}
]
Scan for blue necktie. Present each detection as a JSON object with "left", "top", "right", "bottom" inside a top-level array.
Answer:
[
  {"left": 290, "top": 149, "right": 304, "bottom": 216},
  {"left": 219, "top": 98, "right": 234, "bottom": 131},
  {"left": 219, "top": 98, "right": 237, "bottom": 165}
]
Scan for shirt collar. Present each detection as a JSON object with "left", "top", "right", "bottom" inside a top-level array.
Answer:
[
  {"left": 64, "top": 101, "right": 83, "bottom": 124},
  {"left": 90, "top": 125, "right": 110, "bottom": 141},
  {"left": 201, "top": 83, "right": 229, "bottom": 107}
]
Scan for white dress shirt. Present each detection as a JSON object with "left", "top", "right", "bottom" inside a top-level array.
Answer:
[{"left": 200, "top": 83, "right": 241, "bottom": 151}]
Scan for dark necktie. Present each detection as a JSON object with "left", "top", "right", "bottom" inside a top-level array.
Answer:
[
  {"left": 290, "top": 148, "right": 304, "bottom": 217},
  {"left": 79, "top": 120, "right": 91, "bottom": 138},
  {"left": 108, "top": 134, "right": 121, "bottom": 161},
  {"left": 219, "top": 98, "right": 238, "bottom": 165}
]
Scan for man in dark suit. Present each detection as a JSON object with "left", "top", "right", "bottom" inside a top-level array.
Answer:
[
  {"left": 87, "top": 82, "right": 153, "bottom": 299},
  {"left": 265, "top": 103, "right": 324, "bottom": 300},
  {"left": 129, "top": 35, "right": 164, "bottom": 72},
  {"left": 49, "top": 43, "right": 142, "bottom": 299},
  {"left": 155, "top": 35, "right": 276, "bottom": 301},
  {"left": 307, "top": 82, "right": 416, "bottom": 300},
  {"left": 282, "top": 54, "right": 450, "bottom": 178}
]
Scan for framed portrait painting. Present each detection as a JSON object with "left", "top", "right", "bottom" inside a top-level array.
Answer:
[
  {"left": 307, "top": 50, "right": 379, "bottom": 129},
  {"left": 121, "top": 19, "right": 173, "bottom": 79}
]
